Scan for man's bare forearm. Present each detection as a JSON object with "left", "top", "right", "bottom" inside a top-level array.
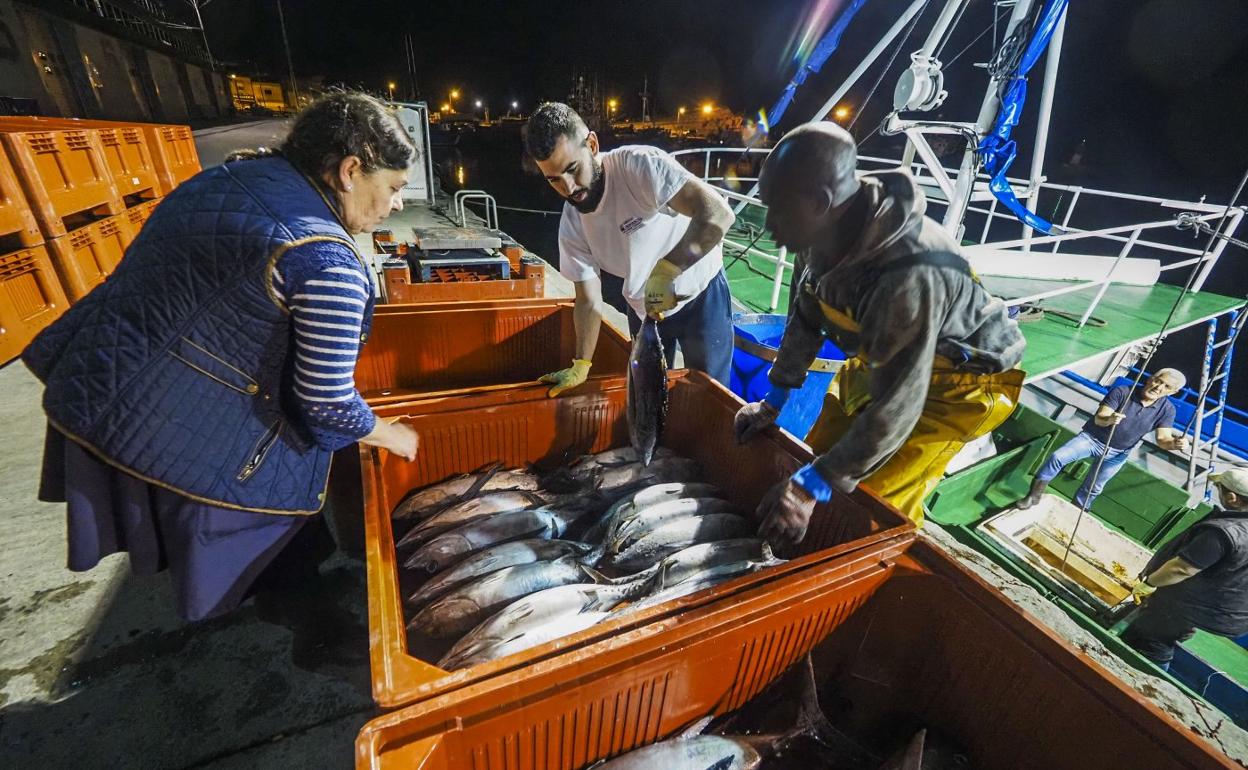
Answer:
[{"left": 573, "top": 293, "right": 604, "bottom": 361}]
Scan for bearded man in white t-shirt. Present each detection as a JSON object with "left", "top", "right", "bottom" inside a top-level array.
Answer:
[{"left": 525, "top": 102, "right": 737, "bottom": 396}]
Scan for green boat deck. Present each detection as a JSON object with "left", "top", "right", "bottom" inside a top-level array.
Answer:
[
  {"left": 981, "top": 277, "right": 1245, "bottom": 382},
  {"left": 722, "top": 218, "right": 1245, "bottom": 382}
]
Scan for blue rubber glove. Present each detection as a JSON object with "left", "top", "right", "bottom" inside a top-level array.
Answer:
[
  {"left": 792, "top": 463, "right": 834, "bottom": 503},
  {"left": 764, "top": 386, "right": 791, "bottom": 410}
]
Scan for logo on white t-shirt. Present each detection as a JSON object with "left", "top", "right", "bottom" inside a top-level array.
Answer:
[{"left": 619, "top": 216, "right": 644, "bottom": 235}]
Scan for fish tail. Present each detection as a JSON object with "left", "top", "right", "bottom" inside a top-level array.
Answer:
[{"left": 789, "top": 654, "right": 874, "bottom": 761}]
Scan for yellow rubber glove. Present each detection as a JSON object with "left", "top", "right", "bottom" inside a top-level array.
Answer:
[
  {"left": 643, "top": 258, "right": 687, "bottom": 319},
  {"left": 539, "top": 358, "right": 592, "bottom": 397},
  {"left": 1130, "top": 580, "right": 1156, "bottom": 605}
]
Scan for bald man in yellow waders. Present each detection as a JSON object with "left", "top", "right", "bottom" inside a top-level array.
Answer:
[{"left": 734, "top": 122, "right": 1027, "bottom": 545}]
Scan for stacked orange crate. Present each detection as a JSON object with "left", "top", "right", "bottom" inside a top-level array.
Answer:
[
  {"left": 143, "top": 123, "right": 201, "bottom": 195},
  {"left": 0, "top": 120, "right": 125, "bottom": 301},
  {"left": 0, "top": 146, "right": 68, "bottom": 363},
  {"left": 90, "top": 123, "right": 161, "bottom": 251}
]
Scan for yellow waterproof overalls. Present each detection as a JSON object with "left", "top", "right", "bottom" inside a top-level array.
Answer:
[{"left": 801, "top": 252, "right": 1024, "bottom": 525}]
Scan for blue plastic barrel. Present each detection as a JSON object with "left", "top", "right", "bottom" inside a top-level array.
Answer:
[{"left": 729, "top": 313, "right": 845, "bottom": 440}]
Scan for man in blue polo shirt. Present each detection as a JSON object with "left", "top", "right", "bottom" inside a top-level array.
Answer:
[{"left": 1018, "top": 368, "right": 1189, "bottom": 510}]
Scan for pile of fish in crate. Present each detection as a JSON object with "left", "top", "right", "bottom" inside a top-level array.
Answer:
[
  {"left": 394, "top": 445, "right": 783, "bottom": 669},
  {"left": 388, "top": 317, "right": 785, "bottom": 669}
]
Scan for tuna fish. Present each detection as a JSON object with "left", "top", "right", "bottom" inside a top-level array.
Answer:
[
  {"left": 405, "top": 539, "right": 597, "bottom": 610},
  {"left": 595, "top": 656, "right": 851, "bottom": 770},
  {"left": 626, "top": 316, "right": 668, "bottom": 466},
  {"left": 594, "top": 456, "right": 701, "bottom": 497},
  {"left": 407, "top": 555, "right": 604, "bottom": 638},
  {"left": 594, "top": 736, "right": 761, "bottom": 770},
  {"left": 648, "top": 539, "right": 780, "bottom": 591},
  {"left": 606, "top": 514, "right": 755, "bottom": 572},
  {"left": 403, "top": 506, "right": 591, "bottom": 574},
  {"left": 602, "top": 482, "right": 722, "bottom": 532},
  {"left": 610, "top": 540, "right": 783, "bottom": 619},
  {"left": 395, "top": 490, "right": 550, "bottom": 550},
  {"left": 438, "top": 579, "right": 648, "bottom": 669},
  {"left": 608, "top": 497, "right": 742, "bottom": 554},
  {"left": 390, "top": 463, "right": 503, "bottom": 521}
]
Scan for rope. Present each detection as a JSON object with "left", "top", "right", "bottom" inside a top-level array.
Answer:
[
  {"left": 1059, "top": 164, "right": 1248, "bottom": 572},
  {"left": 944, "top": 7, "right": 1014, "bottom": 69}
]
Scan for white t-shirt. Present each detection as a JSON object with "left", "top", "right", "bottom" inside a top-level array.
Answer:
[{"left": 558, "top": 145, "right": 724, "bottom": 319}]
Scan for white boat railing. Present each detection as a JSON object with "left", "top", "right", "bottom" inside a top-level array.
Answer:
[{"left": 671, "top": 146, "right": 1247, "bottom": 326}]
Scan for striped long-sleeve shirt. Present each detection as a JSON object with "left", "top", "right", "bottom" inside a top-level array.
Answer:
[{"left": 271, "top": 240, "right": 376, "bottom": 450}]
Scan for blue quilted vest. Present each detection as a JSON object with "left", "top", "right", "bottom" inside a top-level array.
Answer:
[{"left": 23, "top": 157, "right": 373, "bottom": 514}]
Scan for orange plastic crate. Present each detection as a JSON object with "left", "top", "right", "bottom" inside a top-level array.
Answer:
[
  {"left": 0, "top": 146, "right": 41, "bottom": 248},
  {"left": 0, "top": 125, "right": 122, "bottom": 240},
  {"left": 355, "top": 299, "right": 630, "bottom": 406},
  {"left": 0, "top": 244, "right": 68, "bottom": 363},
  {"left": 359, "top": 372, "right": 913, "bottom": 710},
  {"left": 382, "top": 259, "right": 545, "bottom": 303},
  {"left": 91, "top": 125, "right": 161, "bottom": 201},
  {"left": 145, "top": 124, "right": 201, "bottom": 194},
  {"left": 122, "top": 197, "right": 161, "bottom": 246},
  {"left": 46, "top": 214, "right": 130, "bottom": 301},
  {"left": 0, "top": 117, "right": 200, "bottom": 197},
  {"left": 355, "top": 540, "right": 1237, "bottom": 770}
]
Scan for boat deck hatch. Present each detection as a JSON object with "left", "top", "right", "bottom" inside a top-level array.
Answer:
[{"left": 979, "top": 495, "right": 1154, "bottom": 621}]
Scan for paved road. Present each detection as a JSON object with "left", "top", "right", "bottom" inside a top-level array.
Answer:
[{"left": 194, "top": 119, "right": 292, "bottom": 168}]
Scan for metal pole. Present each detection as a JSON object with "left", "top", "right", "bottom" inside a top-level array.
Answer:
[
  {"left": 191, "top": 0, "right": 215, "bottom": 71},
  {"left": 913, "top": 0, "right": 969, "bottom": 59},
  {"left": 275, "top": 0, "right": 300, "bottom": 111},
  {"left": 1022, "top": 10, "right": 1067, "bottom": 251},
  {"left": 1192, "top": 208, "right": 1245, "bottom": 291},
  {"left": 1077, "top": 227, "right": 1140, "bottom": 327},
  {"left": 942, "top": 0, "right": 1040, "bottom": 237},
  {"left": 770, "top": 246, "right": 788, "bottom": 312}
]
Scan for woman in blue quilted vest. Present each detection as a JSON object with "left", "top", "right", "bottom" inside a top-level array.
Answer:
[{"left": 23, "top": 91, "right": 419, "bottom": 668}]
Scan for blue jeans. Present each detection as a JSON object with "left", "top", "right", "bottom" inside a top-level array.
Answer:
[
  {"left": 1036, "top": 431, "right": 1131, "bottom": 508},
  {"left": 603, "top": 270, "right": 733, "bottom": 386}
]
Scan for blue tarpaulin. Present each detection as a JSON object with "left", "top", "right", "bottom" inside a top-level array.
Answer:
[
  {"left": 766, "top": 0, "right": 869, "bottom": 129},
  {"left": 976, "top": 0, "right": 1069, "bottom": 234}
]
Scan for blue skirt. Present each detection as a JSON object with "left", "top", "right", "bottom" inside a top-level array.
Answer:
[{"left": 39, "top": 427, "right": 312, "bottom": 622}]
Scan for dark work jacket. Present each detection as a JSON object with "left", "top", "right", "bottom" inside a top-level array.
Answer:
[
  {"left": 22, "top": 157, "right": 372, "bottom": 514},
  {"left": 1145, "top": 508, "right": 1248, "bottom": 636}
]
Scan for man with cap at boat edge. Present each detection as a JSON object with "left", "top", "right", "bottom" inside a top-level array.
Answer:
[
  {"left": 1122, "top": 467, "right": 1248, "bottom": 670},
  {"left": 524, "top": 102, "right": 737, "bottom": 395},
  {"left": 734, "top": 121, "right": 1027, "bottom": 542}
]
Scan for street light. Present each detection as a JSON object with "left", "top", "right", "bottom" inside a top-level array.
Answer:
[
  {"left": 450, "top": 88, "right": 460, "bottom": 100},
  {"left": 833, "top": 105, "right": 851, "bottom": 121},
  {"left": 474, "top": 99, "right": 482, "bottom": 109},
  {"left": 511, "top": 100, "right": 518, "bottom": 110},
  {"left": 387, "top": 81, "right": 396, "bottom": 100},
  {"left": 608, "top": 98, "right": 618, "bottom": 120},
  {"left": 701, "top": 102, "right": 714, "bottom": 116},
  {"left": 440, "top": 102, "right": 451, "bottom": 112}
]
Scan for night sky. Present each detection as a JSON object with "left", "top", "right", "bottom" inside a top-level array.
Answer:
[
  {"left": 203, "top": 0, "right": 1248, "bottom": 198},
  {"left": 203, "top": 0, "right": 1248, "bottom": 398}
]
